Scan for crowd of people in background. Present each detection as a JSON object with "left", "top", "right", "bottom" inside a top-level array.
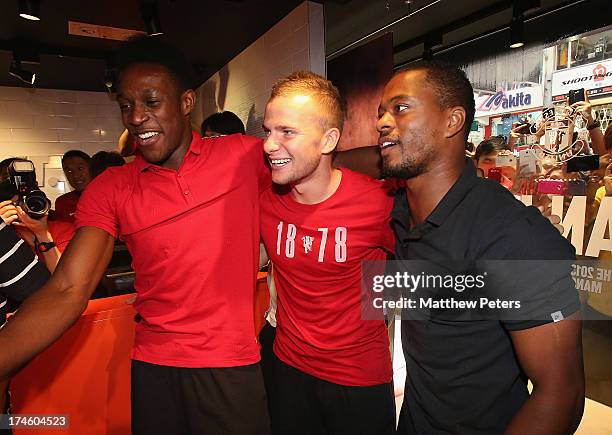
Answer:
[{"left": 468, "top": 95, "right": 612, "bottom": 229}]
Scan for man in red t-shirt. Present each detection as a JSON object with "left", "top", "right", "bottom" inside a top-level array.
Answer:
[
  {"left": 52, "top": 150, "right": 92, "bottom": 223},
  {"left": 260, "top": 71, "right": 395, "bottom": 435},
  {"left": 0, "top": 37, "right": 270, "bottom": 435}
]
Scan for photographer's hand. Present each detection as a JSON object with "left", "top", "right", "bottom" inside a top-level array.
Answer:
[
  {"left": 571, "top": 93, "right": 593, "bottom": 124},
  {"left": 14, "top": 207, "right": 61, "bottom": 272},
  {"left": 13, "top": 206, "right": 50, "bottom": 239},
  {"left": 572, "top": 93, "right": 606, "bottom": 155},
  {"left": 534, "top": 120, "right": 550, "bottom": 141},
  {"left": 0, "top": 200, "right": 19, "bottom": 225}
]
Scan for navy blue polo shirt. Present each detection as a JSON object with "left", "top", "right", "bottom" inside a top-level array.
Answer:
[{"left": 392, "top": 159, "right": 580, "bottom": 434}]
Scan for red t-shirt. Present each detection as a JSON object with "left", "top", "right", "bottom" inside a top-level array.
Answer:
[
  {"left": 76, "top": 132, "right": 270, "bottom": 368},
  {"left": 260, "top": 168, "right": 395, "bottom": 386},
  {"left": 53, "top": 191, "right": 80, "bottom": 223},
  {"left": 47, "top": 220, "right": 76, "bottom": 252}
]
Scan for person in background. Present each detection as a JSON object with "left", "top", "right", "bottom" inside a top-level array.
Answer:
[
  {"left": 53, "top": 150, "right": 92, "bottom": 223},
  {"left": 89, "top": 151, "right": 125, "bottom": 179},
  {"left": 201, "top": 111, "right": 245, "bottom": 137},
  {"left": 473, "top": 136, "right": 511, "bottom": 177},
  {"left": 378, "top": 61, "right": 584, "bottom": 434},
  {"left": 45, "top": 151, "right": 127, "bottom": 255}
]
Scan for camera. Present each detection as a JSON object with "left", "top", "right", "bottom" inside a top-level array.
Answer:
[{"left": 1, "top": 159, "right": 51, "bottom": 219}]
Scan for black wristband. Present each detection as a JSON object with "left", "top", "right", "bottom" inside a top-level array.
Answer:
[{"left": 34, "top": 236, "right": 55, "bottom": 253}]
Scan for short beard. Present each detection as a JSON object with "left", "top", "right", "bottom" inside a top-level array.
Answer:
[{"left": 381, "top": 147, "right": 434, "bottom": 180}]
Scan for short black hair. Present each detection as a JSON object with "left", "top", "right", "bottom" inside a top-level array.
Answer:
[
  {"left": 397, "top": 60, "right": 475, "bottom": 142},
  {"left": 89, "top": 151, "right": 125, "bottom": 179},
  {"left": 62, "top": 150, "right": 90, "bottom": 164},
  {"left": 0, "top": 158, "right": 19, "bottom": 171},
  {"left": 201, "top": 111, "right": 246, "bottom": 136},
  {"left": 116, "top": 36, "right": 195, "bottom": 92},
  {"left": 474, "top": 136, "right": 510, "bottom": 161}
]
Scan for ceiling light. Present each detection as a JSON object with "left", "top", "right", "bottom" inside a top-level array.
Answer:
[
  {"left": 9, "top": 60, "right": 36, "bottom": 85},
  {"left": 509, "top": 17, "right": 524, "bottom": 48},
  {"left": 18, "top": 0, "right": 41, "bottom": 21},
  {"left": 141, "top": 1, "right": 163, "bottom": 36},
  {"left": 509, "top": 2, "right": 524, "bottom": 49}
]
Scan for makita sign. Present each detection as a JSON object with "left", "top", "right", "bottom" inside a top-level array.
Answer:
[
  {"left": 475, "top": 86, "right": 543, "bottom": 117},
  {"left": 552, "top": 59, "right": 612, "bottom": 101}
]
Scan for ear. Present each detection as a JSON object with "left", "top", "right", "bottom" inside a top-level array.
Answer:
[
  {"left": 181, "top": 89, "right": 196, "bottom": 116},
  {"left": 321, "top": 127, "right": 341, "bottom": 154},
  {"left": 445, "top": 106, "right": 466, "bottom": 139}
]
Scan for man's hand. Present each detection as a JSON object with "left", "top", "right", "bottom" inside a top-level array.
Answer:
[
  {"left": 537, "top": 204, "right": 564, "bottom": 233},
  {"left": 0, "top": 200, "right": 19, "bottom": 225},
  {"left": 534, "top": 120, "right": 551, "bottom": 140},
  {"left": 571, "top": 92, "right": 594, "bottom": 125}
]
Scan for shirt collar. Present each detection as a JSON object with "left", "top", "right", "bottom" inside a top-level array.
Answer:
[
  {"left": 426, "top": 158, "right": 478, "bottom": 227},
  {"left": 391, "top": 158, "right": 478, "bottom": 231},
  {"left": 135, "top": 131, "right": 202, "bottom": 172}
]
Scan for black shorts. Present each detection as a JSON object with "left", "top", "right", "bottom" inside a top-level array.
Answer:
[
  {"left": 131, "top": 360, "right": 271, "bottom": 435},
  {"left": 269, "top": 355, "right": 396, "bottom": 435}
]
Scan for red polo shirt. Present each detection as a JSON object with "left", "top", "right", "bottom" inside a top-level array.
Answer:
[
  {"left": 53, "top": 191, "right": 80, "bottom": 223},
  {"left": 76, "top": 132, "right": 269, "bottom": 368}
]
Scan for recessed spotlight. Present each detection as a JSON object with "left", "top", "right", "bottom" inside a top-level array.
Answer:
[
  {"left": 509, "top": 2, "right": 525, "bottom": 49},
  {"left": 141, "top": 1, "right": 163, "bottom": 36},
  {"left": 19, "top": 0, "right": 41, "bottom": 21}
]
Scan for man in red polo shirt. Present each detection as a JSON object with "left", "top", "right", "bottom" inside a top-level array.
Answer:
[
  {"left": 260, "top": 71, "right": 396, "bottom": 435},
  {"left": 0, "top": 37, "right": 270, "bottom": 435}
]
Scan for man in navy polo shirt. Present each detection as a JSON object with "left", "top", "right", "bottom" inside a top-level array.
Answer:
[
  {"left": 0, "top": 37, "right": 270, "bottom": 435},
  {"left": 377, "top": 61, "right": 584, "bottom": 434}
]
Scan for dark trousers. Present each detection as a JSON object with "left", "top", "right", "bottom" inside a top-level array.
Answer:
[
  {"left": 269, "top": 355, "right": 396, "bottom": 435},
  {"left": 259, "top": 322, "right": 276, "bottom": 408},
  {"left": 131, "top": 360, "right": 271, "bottom": 435}
]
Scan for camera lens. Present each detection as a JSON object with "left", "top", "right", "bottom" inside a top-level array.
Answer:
[{"left": 23, "top": 190, "right": 51, "bottom": 219}]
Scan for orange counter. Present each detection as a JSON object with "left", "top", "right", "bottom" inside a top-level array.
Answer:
[{"left": 10, "top": 273, "right": 270, "bottom": 435}]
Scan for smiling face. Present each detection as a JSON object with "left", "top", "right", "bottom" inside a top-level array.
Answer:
[
  {"left": 263, "top": 94, "right": 332, "bottom": 186},
  {"left": 377, "top": 70, "right": 445, "bottom": 179},
  {"left": 117, "top": 63, "right": 194, "bottom": 169},
  {"left": 62, "top": 156, "right": 91, "bottom": 192}
]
